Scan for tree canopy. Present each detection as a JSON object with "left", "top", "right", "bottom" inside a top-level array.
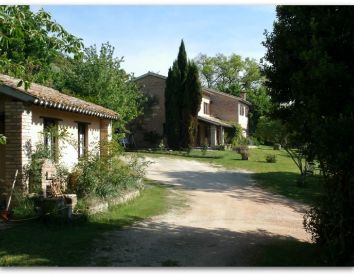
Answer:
[
  {"left": 263, "top": 6, "right": 354, "bottom": 264},
  {"left": 194, "top": 53, "right": 271, "bottom": 134},
  {"left": 0, "top": 5, "right": 83, "bottom": 88},
  {"left": 53, "top": 43, "right": 145, "bottom": 130}
]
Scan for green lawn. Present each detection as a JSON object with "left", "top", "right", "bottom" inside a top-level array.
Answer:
[
  {"left": 134, "top": 146, "right": 323, "bottom": 205},
  {"left": 0, "top": 182, "right": 170, "bottom": 266}
]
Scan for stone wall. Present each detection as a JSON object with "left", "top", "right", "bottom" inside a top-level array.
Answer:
[
  {"left": 133, "top": 75, "right": 166, "bottom": 147},
  {"left": 206, "top": 92, "right": 239, "bottom": 122}
]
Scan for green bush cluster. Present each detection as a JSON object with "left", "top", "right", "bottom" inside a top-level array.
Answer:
[
  {"left": 68, "top": 141, "right": 146, "bottom": 200},
  {"left": 266, "top": 154, "right": 277, "bottom": 163}
]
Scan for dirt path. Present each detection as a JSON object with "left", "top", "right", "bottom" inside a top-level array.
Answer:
[{"left": 90, "top": 157, "right": 311, "bottom": 266}]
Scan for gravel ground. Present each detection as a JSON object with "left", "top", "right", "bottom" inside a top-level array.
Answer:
[{"left": 90, "top": 156, "right": 311, "bottom": 266}]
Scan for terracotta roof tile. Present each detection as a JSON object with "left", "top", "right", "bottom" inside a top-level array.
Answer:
[{"left": 0, "top": 74, "right": 118, "bottom": 120}]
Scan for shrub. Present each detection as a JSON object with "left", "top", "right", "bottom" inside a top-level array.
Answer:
[
  {"left": 266, "top": 154, "right": 277, "bottom": 163},
  {"left": 225, "top": 123, "right": 243, "bottom": 146},
  {"left": 12, "top": 192, "right": 37, "bottom": 219},
  {"left": 201, "top": 140, "right": 208, "bottom": 156},
  {"left": 68, "top": 141, "right": 147, "bottom": 200},
  {"left": 247, "top": 136, "right": 260, "bottom": 146},
  {"left": 217, "top": 145, "right": 225, "bottom": 151},
  {"left": 237, "top": 145, "right": 249, "bottom": 160}
]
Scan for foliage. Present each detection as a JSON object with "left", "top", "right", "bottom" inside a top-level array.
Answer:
[
  {"left": 237, "top": 145, "right": 249, "bottom": 160},
  {"left": 0, "top": 182, "right": 170, "bottom": 266},
  {"left": 165, "top": 40, "right": 202, "bottom": 149},
  {"left": 53, "top": 42, "right": 145, "bottom": 130},
  {"left": 0, "top": 5, "right": 83, "bottom": 86},
  {"left": 143, "top": 131, "right": 162, "bottom": 146},
  {"left": 255, "top": 116, "right": 286, "bottom": 145},
  {"left": 181, "top": 62, "right": 202, "bottom": 148},
  {"left": 265, "top": 154, "right": 277, "bottom": 163},
  {"left": 68, "top": 141, "right": 146, "bottom": 200},
  {"left": 0, "top": 134, "right": 6, "bottom": 144},
  {"left": 263, "top": 6, "right": 354, "bottom": 264},
  {"left": 12, "top": 192, "right": 37, "bottom": 219},
  {"left": 201, "top": 141, "right": 208, "bottom": 156},
  {"left": 247, "top": 136, "right": 260, "bottom": 146},
  {"left": 225, "top": 122, "right": 243, "bottom": 146},
  {"left": 194, "top": 53, "right": 271, "bottom": 134},
  {"left": 23, "top": 126, "right": 72, "bottom": 194}
]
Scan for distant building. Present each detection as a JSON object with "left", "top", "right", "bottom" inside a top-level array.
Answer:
[{"left": 130, "top": 71, "right": 251, "bottom": 148}]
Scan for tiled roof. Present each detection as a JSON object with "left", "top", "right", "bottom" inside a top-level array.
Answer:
[
  {"left": 203, "top": 87, "right": 251, "bottom": 106},
  {"left": 0, "top": 74, "right": 118, "bottom": 120},
  {"left": 198, "top": 114, "right": 232, "bottom": 128},
  {"left": 135, "top": 72, "right": 251, "bottom": 106},
  {"left": 135, "top": 71, "right": 167, "bottom": 81}
]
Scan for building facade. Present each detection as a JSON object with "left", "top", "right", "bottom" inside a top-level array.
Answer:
[
  {"left": 131, "top": 72, "right": 251, "bottom": 148},
  {"left": 0, "top": 74, "right": 118, "bottom": 197}
]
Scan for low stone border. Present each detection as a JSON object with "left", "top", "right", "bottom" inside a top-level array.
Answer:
[{"left": 86, "top": 189, "right": 142, "bottom": 214}]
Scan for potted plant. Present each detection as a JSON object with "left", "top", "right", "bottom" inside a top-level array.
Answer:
[{"left": 239, "top": 145, "right": 249, "bottom": 160}]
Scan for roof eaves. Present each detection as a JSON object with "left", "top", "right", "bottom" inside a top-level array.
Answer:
[
  {"left": 203, "top": 87, "right": 252, "bottom": 106},
  {"left": 0, "top": 75, "right": 119, "bottom": 120},
  {"left": 198, "top": 115, "right": 232, "bottom": 128}
]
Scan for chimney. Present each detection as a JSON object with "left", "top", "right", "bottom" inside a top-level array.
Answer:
[{"left": 240, "top": 92, "right": 246, "bottom": 100}]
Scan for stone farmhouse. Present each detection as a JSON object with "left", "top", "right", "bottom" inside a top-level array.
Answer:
[
  {"left": 131, "top": 72, "right": 251, "bottom": 148},
  {"left": 0, "top": 74, "right": 118, "bottom": 197}
]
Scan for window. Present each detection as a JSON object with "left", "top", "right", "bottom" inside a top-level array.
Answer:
[
  {"left": 78, "top": 123, "right": 87, "bottom": 158},
  {"left": 239, "top": 104, "right": 245, "bottom": 116},
  {"left": 43, "top": 118, "right": 58, "bottom": 160},
  {"left": 203, "top": 102, "right": 210, "bottom": 115}
]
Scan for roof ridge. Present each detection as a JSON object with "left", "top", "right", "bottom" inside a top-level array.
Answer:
[
  {"left": 0, "top": 74, "right": 118, "bottom": 120},
  {"left": 135, "top": 71, "right": 167, "bottom": 81}
]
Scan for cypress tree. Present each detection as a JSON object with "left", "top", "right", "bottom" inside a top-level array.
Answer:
[
  {"left": 182, "top": 62, "right": 202, "bottom": 147},
  {"left": 165, "top": 40, "right": 202, "bottom": 149},
  {"left": 165, "top": 62, "right": 181, "bottom": 149}
]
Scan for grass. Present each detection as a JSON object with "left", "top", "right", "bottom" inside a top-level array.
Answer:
[
  {"left": 134, "top": 146, "right": 323, "bottom": 205},
  {"left": 0, "top": 182, "right": 170, "bottom": 266}
]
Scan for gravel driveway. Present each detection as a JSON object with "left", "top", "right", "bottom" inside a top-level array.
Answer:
[{"left": 90, "top": 156, "right": 311, "bottom": 266}]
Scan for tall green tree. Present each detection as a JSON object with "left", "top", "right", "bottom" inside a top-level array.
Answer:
[
  {"left": 182, "top": 62, "right": 202, "bottom": 147},
  {"left": 165, "top": 40, "right": 202, "bottom": 149},
  {"left": 194, "top": 53, "right": 271, "bottom": 134},
  {"left": 0, "top": 5, "right": 83, "bottom": 87},
  {"left": 165, "top": 62, "right": 181, "bottom": 148},
  {"left": 53, "top": 43, "right": 145, "bottom": 130},
  {"left": 263, "top": 6, "right": 354, "bottom": 264}
]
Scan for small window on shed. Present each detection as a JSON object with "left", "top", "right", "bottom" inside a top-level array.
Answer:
[
  {"left": 239, "top": 104, "right": 245, "bottom": 116},
  {"left": 43, "top": 118, "right": 58, "bottom": 161},
  {"left": 78, "top": 123, "right": 88, "bottom": 158}
]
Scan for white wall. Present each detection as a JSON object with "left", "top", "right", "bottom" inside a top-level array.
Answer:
[
  {"left": 238, "top": 103, "right": 248, "bottom": 136},
  {"left": 198, "top": 96, "right": 211, "bottom": 116},
  {"left": 31, "top": 106, "right": 102, "bottom": 171}
]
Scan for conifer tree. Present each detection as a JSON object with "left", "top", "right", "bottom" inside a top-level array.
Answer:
[
  {"left": 165, "top": 40, "right": 202, "bottom": 149},
  {"left": 182, "top": 62, "right": 202, "bottom": 147}
]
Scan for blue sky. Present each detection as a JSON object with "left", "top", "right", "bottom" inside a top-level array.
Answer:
[{"left": 36, "top": 5, "right": 276, "bottom": 76}]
